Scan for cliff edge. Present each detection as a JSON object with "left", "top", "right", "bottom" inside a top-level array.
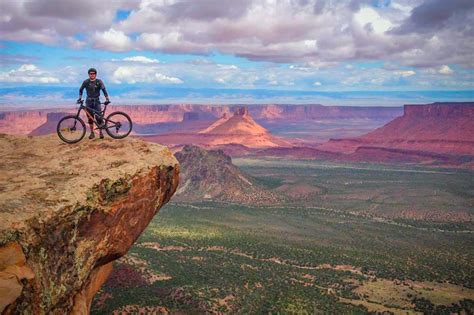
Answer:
[
  {"left": 0, "top": 134, "right": 179, "bottom": 314},
  {"left": 318, "top": 102, "right": 474, "bottom": 157}
]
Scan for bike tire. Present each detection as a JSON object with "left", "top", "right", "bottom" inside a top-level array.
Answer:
[
  {"left": 105, "top": 111, "right": 133, "bottom": 139},
  {"left": 57, "top": 115, "right": 86, "bottom": 144}
]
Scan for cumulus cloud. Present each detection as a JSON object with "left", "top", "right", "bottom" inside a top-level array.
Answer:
[
  {"left": 438, "top": 65, "right": 454, "bottom": 75},
  {"left": 92, "top": 28, "right": 132, "bottom": 52},
  {"left": 161, "top": 0, "right": 251, "bottom": 22},
  {"left": 0, "top": 64, "right": 60, "bottom": 83},
  {"left": 0, "top": 54, "right": 38, "bottom": 66},
  {"left": 112, "top": 65, "right": 183, "bottom": 84},
  {"left": 112, "top": 0, "right": 472, "bottom": 67},
  {"left": 122, "top": 56, "right": 159, "bottom": 63},
  {"left": 394, "top": 70, "right": 416, "bottom": 77},
  {"left": 1, "top": 0, "right": 473, "bottom": 72},
  {"left": 0, "top": 0, "right": 139, "bottom": 44},
  {"left": 393, "top": 0, "right": 474, "bottom": 34},
  {"left": 354, "top": 7, "right": 393, "bottom": 33}
]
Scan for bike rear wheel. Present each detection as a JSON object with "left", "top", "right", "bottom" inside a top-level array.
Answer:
[
  {"left": 105, "top": 111, "right": 133, "bottom": 139},
  {"left": 57, "top": 115, "right": 86, "bottom": 144}
]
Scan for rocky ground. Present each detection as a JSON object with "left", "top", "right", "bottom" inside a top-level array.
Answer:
[{"left": 0, "top": 134, "right": 179, "bottom": 314}]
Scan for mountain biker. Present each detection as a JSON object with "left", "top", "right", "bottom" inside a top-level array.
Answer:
[{"left": 77, "top": 68, "right": 110, "bottom": 139}]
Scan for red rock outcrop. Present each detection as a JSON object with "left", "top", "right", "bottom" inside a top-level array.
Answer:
[
  {"left": 319, "top": 102, "right": 474, "bottom": 157},
  {"left": 0, "top": 134, "right": 179, "bottom": 314},
  {"left": 248, "top": 104, "right": 402, "bottom": 121},
  {"left": 0, "top": 111, "right": 50, "bottom": 135},
  {"left": 141, "top": 107, "right": 292, "bottom": 149},
  {"left": 174, "top": 145, "right": 279, "bottom": 204},
  {"left": 1, "top": 104, "right": 401, "bottom": 136},
  {"left": 197, "top": 106, "right": 291, "bottom": 148}
]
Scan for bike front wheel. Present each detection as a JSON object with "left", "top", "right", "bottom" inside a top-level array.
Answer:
[
  {"left": 57, "top": 115, "right": 86, "bottom": 144},
  {"left": 105, "top": 111, "right": 133, "bottom": 139}
]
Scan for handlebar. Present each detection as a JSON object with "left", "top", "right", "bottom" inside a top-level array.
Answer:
[{"left": 76, "top": 100, "right": 111, "bottom": 105}]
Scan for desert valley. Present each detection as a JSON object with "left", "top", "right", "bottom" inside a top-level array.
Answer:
[
  {"left": 1, "top": 102, "right": 472, "bottom": 167},
  {"left": 1, "top": 101, "right": 473, "bottom": 314},
  {"left": 2, "top": 0, "right": 474, "bottom": 313}
]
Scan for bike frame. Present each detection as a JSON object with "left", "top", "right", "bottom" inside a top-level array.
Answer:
[{"left": 75, "top": 100, "right": 111, "bottom": 130}]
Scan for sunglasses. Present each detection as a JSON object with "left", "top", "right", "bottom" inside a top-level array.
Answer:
[{"left": 89, "top": 73, "right": 96, "bottom": 75}]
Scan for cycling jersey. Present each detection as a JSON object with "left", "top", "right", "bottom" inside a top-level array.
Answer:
[{"left": 79, "top": 79, "right": 109, "bottom": 99}]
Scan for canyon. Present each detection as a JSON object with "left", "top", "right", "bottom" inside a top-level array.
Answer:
[
  {"left": 1, "top": 102, "right": 473, "bottom": 167},
  {"left": 0, "top": 104, "right": 402, "bottom": 138}
]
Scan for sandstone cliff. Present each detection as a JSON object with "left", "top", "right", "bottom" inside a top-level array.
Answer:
[
  {"left": 0, "top": 134, "right": 179, "bottom": 314},
  {"left": 319, "top": 102, "right": 474, "bottom": 156},
  {"left": 197, "top": 107, "right": 291, "bottom": 148},
  {"left": 142, "top": 107, "right": 291, "bottom": 149},
  {"left": 0, "top": 104, "right": 401, "bottom": 136}
]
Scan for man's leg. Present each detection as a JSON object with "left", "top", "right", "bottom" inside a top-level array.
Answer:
[
  {"left": 85, "top": 104, "right": 95, "bottom": 139},
  {"left": 93, "top": 101, "right": 104, "bottom": 139},
  {"left": 88, "top": 122, "right": 95, "bottom": 139}
]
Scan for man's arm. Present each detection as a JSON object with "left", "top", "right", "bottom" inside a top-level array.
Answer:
[
  {"left": 78, "top": 80, "right": 87, "bottom": 99},
  {"left": 99, "top": 80, "right": 109, "bottom": 100}
]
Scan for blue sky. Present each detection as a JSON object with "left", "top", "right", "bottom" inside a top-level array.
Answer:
[{"left": 1, "top": 0, "right": 473, "bottom": 107}]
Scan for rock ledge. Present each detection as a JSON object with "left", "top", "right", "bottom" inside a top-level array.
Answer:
[{"left": 0, "top": 134, "right": 179, "bottom": 314}]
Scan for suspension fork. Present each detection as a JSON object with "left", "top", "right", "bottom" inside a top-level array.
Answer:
[{"left": 73, "top": 106, "right": 84, "bottom": 129}]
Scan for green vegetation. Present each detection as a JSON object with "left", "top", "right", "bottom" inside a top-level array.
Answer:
[
  {"left": 91, "top": 159, "right": 474, "bottom": 314},
  {"left": 236, "top": 158, "right": 474, "bottom": 229}
]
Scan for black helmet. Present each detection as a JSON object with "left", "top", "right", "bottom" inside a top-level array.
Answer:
[{"left": 88, "top": 68, "right": 97, "bottom": 74}]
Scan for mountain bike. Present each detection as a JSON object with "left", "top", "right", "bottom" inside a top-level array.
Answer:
[{"left": 57, "top": 100, "right": 133, "bottom": 144}]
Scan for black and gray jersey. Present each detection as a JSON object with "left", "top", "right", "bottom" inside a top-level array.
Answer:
[{"left": 79, "top": 79, "right": 109, "bottom": 99}]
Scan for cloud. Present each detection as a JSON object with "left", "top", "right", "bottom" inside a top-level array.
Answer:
[
  {"left": 112, "top": 0, "right": 472, "bottom": 67},
  {"left": 161, "top": 0, "right": 251, "bottom": 22},
  {"left": 354, "top": 7, "right": 393, "bottom": 33},
  {"left": 111, "top": 65, "right": 183, "bottom": 84},
  {"left": 66, "top": 37, "right": 87, "bottom": 49},
  {"left": 0, "top": 64, "right": 60, "bottom": 83},
  {"left": 394, "top": 0, "right": 474, "bottom": 34},
  {"left": 388, "top": 0, "right": 474, "bottom": 68},
  {"left": 122, "top": 56, "right": 159, "bottom": 63},
  {"left": 394, "top": 70, "right": 416, "bottom": 77},
  {"left": 0, "top": 0, "right": 139, "bottom": 44},
  {"left": 313, "top": 81, "right": 322, "bottom": 86},
  {"left": 0, "top": 54, "right": 39, "bottom": 66},
  {"left": 438, "top": 65, "right": 454, "bottom": 75},
  {"left": 1, "top": 0, "right": 473, "bottom": 73},
  {"left": 92, "top": 28, "right": 132, "bottom": 52}
]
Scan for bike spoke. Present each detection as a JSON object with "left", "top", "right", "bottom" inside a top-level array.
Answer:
[
  {"left": 57, "top": 116, "right": 86, "bottom": 143},
  {"left": 105, "top": 112, "right": 132, "bottom": 139}
]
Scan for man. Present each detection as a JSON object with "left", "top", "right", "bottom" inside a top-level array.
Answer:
[{"left": 77, "top": 68, "right": 110, "bottom": 139}]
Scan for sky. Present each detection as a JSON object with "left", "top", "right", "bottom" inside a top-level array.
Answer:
[{"left": 0, "top": 0, "right": 473, "bottom": 107}]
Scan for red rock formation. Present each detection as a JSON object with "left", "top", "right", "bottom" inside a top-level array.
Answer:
[
  {"left": 141, "top": 107, "right": 292, "bottom": 149},
  {"left": 174, "top": 145, "right": 279, "bottom": 204},
  {"left": 1, "top": 104, "right": 401, "bottom": 135},
  {"left": 0, "top": 111, "right": 50, "bottom": 135},
  {"left": 197, "top": 106, "right": 291, "bottom": 148},
  {"left": 248, "top": 104, "right": 402, "bottom": 121},
  {"left": 0, "top": 134, "right": 179, "bottom": 314},
  {"left": 28, "top": 112, "right": 71, "bottom": 136},
  {"left": 319, "top": 102, "right": 474, "bottom": 157},
  {"left": 112, "top": 105, "right": 229, "bottom": 124}
]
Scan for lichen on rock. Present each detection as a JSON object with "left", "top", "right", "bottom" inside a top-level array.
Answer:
[{"left": 0, "top": 134, "right": 179, "bottom": 314}]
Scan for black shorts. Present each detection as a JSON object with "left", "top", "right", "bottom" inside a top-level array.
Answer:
[{"left": 85, "top": 98, "right": 102, "bottom": 124}]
